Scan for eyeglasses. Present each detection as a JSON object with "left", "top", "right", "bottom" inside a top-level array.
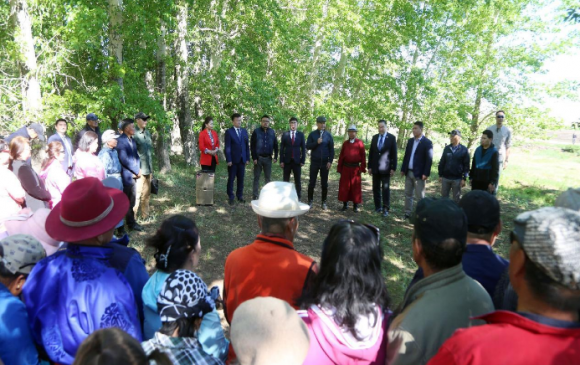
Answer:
[
  {"left": 496, "top": 115, "right": 505, "bottom": 119},
  {"left": 340, "top": 219, "right": 380, "bottom": 244}
]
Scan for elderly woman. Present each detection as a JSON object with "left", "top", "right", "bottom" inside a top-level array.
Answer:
[
  {"left": 0, "top": 139, "right": 25, "bottom": 228},
  {"left": 297, "top": 220, "right": 391, "bottom": 365},
  {"left": 98, "top": 130, "right": 122, "bottom": 184},
  {"left": 198, "top": 116, "right": 220, "bottom": 172},
  {"left": 9, "top": 136, "right": 51, "bottom": 211},
  {"left": 142, "top": 215, "right": 228, "bottom": 361},
  {"left": 22, "top": 178, "right": 142, "bottom": 365},
  {"left": 73, "top": 131, "right": 105, "bottom": 180},
  {"left": 39, "top": 141, "right": 71, "bottom": 207},
  {"left": 142, "top": 270, "right": 224, "bottom": 364}
]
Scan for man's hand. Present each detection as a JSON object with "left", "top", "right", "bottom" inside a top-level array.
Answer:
[
  {"left": 488, "top": 183, "right": 496, "bottom": 193},
  {"left": 253, "top": 159, "right": 257, "bottom": 165},
  {"left": 503, "top": 160, "right": 508, "bottom": 170},
  {"left": 273, "top": 159, "right": 277, "bottom": 164},
  {"left": 401, "top": 171, "right": 405, "bottom": 177},
  {"left": 461, "top": 180, "right": 466, "bottom": 188},
  {"left": 368, "top": 168, "right": 372, "bottom": 175},
  {"left": 280, "top": 162, "right": 284, "bottom": 168},
  {"left": 390, "top": 170, "right": 395, "bottom": 177},
  {"left": 300, "top": 163, "right": 304, "bottom": 166},
  {"left": 318, "top": 137, "right": 323, "bottom": 144},
  {"left": 326, "top": 162, "right": 331, "bottom": 170},
  {"left": 227, "top": 162, "right": 232, "bottom": 167},
  {"left": 422, "top": 175, "right": 428, "bottom": 181}
]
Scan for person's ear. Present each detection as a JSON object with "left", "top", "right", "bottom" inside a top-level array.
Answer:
[
  {"left": 412, "top": 235, "right": 422, "bottom": 264},
  {"left": 9, "top": 275, "right": 26, "bottom": 296},
  {"left": 509, "top": 242, "right": 526, "bottom": 292},
  {"left": 257, "top": 215, "right": 263, "bottom": 230}
]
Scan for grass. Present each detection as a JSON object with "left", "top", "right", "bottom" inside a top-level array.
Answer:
[{"left": 129, "top": 139, "right": 579, "bottom": 312}]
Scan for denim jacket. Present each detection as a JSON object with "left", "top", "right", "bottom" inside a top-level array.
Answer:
[{"left": 98, "top": 146, "right": 122, "bottom": 177}]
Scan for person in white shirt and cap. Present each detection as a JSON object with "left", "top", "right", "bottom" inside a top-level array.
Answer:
[{"left": 336, "top": 125, "right": 367, "bottom": 212}]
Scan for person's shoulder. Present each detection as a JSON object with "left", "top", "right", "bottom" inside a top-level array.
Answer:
[
  {"left": 387, "top": 132, "right": 396, "bottom": 139},
  {"left": 47, "top": 133, "right": 60, "bottom": 142},
  {"left": 422, "top": 136, "right": 433, "bottom": 144}
]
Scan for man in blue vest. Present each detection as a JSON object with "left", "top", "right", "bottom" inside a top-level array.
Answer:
[{"left": 470, "top": 130, "right": 499, "bottom": 195}]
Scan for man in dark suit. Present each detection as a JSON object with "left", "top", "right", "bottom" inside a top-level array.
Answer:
[
  {"left": 401, "top": 121, "right": 433, "bottom": 219},
  {"left": 116, "top": 118, "right": 143, "bottom": 231},
  {"left": 47, "top": 119, "right": 74, "bottom": 176},
  {"left": 306, "top": 116, "right": 334, "bottom": 210},
  {"left": 280, "top": 117, "right": 306, "bottom": 200},
  {"left": 225, "top": 113, "right": 250, "bottom": 205},
  {"left": 367, "top": 119, "right": 397, "bottom": 217}
]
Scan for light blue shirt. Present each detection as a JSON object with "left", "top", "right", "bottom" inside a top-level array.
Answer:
[{"left": 408, "top": 136, "right": 423, "bottom": 170}]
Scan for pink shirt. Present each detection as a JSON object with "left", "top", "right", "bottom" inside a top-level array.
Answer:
[
  {"left": 0, "top": 166, "right": 25, "bottom": 221},
  {"left": 73, "top": 150, "right": 106, "bottom": 181},
  {"left": 39, "top": 160, "right": 71, "bottom": 208}
]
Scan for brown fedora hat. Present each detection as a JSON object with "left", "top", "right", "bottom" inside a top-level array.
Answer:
[{"left": 46, "top": 177, "right": 129, "bottom": 242}]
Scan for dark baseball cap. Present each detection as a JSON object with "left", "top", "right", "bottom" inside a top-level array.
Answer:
[
  {"left": 86, "top": 113, "right": 99, "bottom": 121},
  {"left": 134, "top": 112, "right": 150, "bottom": 120},
  {"left": 449, "top": 129, "right": 462, "bottom": 137},
  {"left": 412, "top": 198, "right": 467, "bottom": 246},
  {"left": 28, "top": 123, "right": 45, "bottom": 142},
  {"left": 316, "top": 116, "right": 327, "bottom": 124},
  {"left": 459, "top": 190, "right": 500, "bottom": 233}
]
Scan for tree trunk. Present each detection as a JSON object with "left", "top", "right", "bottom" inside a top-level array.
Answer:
[
  {"left": 155, "top": 22, "right": 171, "bottom": 173},
  {"left": 175, "top": 2, "right": 197, "bottom": 166},
  {"left": 10, "top": 0, "right": 41, "bottom": 118},
  {"left": 108, "top": 0, "right": 124, "bottom": 93}
]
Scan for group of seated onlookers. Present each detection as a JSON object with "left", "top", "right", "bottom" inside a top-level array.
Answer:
[{"left": 1, "top": 172, "right": 580, "bottom": 365}]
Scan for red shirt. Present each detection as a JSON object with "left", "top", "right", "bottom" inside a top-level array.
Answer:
[
  {"left": 223, "top": 234, "right": 316, "bottom": 323},
  {"left": 428, "top": 311, "right": 580, "bottom": 365}
]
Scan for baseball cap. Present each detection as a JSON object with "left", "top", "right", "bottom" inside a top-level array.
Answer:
[
  {"left": 554, "top": 188, "right": 580, "bottom": 211},
  {"left": 0, "top": 234, "right": 46, "bottom": 275},
  {"left": 449, "top": 129, "right": 462, "bottom": 137},
  {"left": 459, "top": 190, "right": 500, "bottom": 233},
  {"left": 134, "top": 112, "right": 150, "bottom": 120},
  {"left": 101, "top": 130, "right": 120, "bottom": 144},
  {"left": 412, "top": 198, "right": 468, "bottom": 246},
  {"left": 316, "top": 116, "right": 327, "bottom": 124},
  {"left": 28, "top": 123, "right": 45, "bottom": 142},
  {"left": 86, "top": 113, "right": 99, "bottom": 121},
  {"left": 512, "top": 207, "right": 580, "bottom": 290}
]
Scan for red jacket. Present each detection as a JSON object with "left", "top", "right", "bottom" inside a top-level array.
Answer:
[
  {"left": 198, "top": 129, "right": 220, "bottom": 166},
  {"left": 428, "top": 311, "right": 580, "bottom": 365}
]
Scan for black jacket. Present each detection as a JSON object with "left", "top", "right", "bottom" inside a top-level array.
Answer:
[
  {"left": 368, "top": 132, "right": 397, "bottom": 174},
  {"left": 250, "top": 127, "right": 278, "bottom": 161},
  {"left": 280, "top": 130, "right": 306, "bottom": 164},
  {"left": 401, "top": 136, "right": 433, "bottom": 178},
  {"left": 306, "top": 130, "right": 334, "bottom": 164},
  {"left": 438, "top": 144, "right": 470, "bottom": 180}
]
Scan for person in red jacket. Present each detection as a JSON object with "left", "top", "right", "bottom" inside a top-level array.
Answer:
[
  {"left": 428, "top": 207, "right": 580, "bottom": 365},
  {"left": 198, "top": 116, "right": 220, "bottom": 172}
]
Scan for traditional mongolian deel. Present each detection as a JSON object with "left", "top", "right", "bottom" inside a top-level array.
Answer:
[{"left": 337, "top": 138, "right": 367, "bottom": 204}]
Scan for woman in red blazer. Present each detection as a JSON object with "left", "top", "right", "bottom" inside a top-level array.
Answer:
[{"left": 198, "top": 116, "right": 220, "bottom": 171}]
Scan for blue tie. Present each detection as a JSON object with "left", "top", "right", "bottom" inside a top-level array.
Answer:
[{"left": 378, "top": 135, "right": 384, "bottom": 150}]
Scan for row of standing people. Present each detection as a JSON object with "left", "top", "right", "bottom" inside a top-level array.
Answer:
[{"left": 204, "top": 111, "right": 512, "bottom": 217}]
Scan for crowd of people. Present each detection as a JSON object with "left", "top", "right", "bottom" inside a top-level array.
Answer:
[{"left": 1, "top": 110, "right": 579, "bottom": 365}]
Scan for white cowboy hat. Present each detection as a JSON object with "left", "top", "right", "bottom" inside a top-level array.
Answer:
[{"left": 251, "top": 182, "right": 310, "bottom": 218}]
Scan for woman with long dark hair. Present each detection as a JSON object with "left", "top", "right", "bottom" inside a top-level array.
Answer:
[
  {"left": 73, "top": 131, "right": 105, "bottom": 180},
  {"left": 298, "top": 220, "right": 391, "bottom": 365},
  {"left": 0, "top": 139, "right": 25, "bottom": 225},
  {"left": 141, "top": 215, "right": 228, "bottom": 361},
  {"left": 198, "top": 116, "right": 220, "bottom": 172},
  {"left": 39, "top": 141, "right": 71, "bottom": 207},
  {"left": 9, "top": 136, "right": 51, "bottom": 211}
]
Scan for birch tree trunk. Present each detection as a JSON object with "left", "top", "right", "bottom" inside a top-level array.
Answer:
[
  {"left": 155, "top": 22, "right": 172, "bottom": 173},
  {"left": 10, "top": 0, "right": 41, "bottom": 118},
  {"left": 175, "top": 1, "right": 198, "bottom": 166},
  {"left": 108, "top": 0, "right": 124, "bottom": 93}
]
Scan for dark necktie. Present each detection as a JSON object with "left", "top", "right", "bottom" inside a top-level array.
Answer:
[
  {"left": 291, "top": 132, "right": 295, "bottom": 158},
  {"left": 378, "top": 135, "right": 384, "bottom": 150},
  {"left": 236, "top": 128, "right": 240, "bottom": 139}
]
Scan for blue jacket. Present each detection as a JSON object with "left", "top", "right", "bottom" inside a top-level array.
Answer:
[
  {"left": 225, "top": 127, "right": 250, "bottom": 164},
  {"left": 401, "top": 136, "right": 434, "bottom": 178},
  {"left": 48, "top": 133, "right": 74, "bottom": 173},
  {"left": 280, "top": 130, "right": 306, "bottom": 164},
  {"left": 5, "top": 126, "right": 31, "bottom": 143},
  {"left": 116, "top": 134, "right": 140, "bottom": 186},
  {"left": 0, "top": 283, "right": 42, "bottom": 365},
  {"left": 98, "top": 146, "right": 122, "bottom": 178},
  {"left": 438, "top": 144, "right": 470, "bottom": 180},
  {"left": 251, "top": 127, "right": 278, "bottom": 161},
  {"left": 306, "top": 130, "right": 335, "bottom": 164}
]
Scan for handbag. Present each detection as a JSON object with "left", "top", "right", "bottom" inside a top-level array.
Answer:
[{"left": 151, "top": 178, "right": 159, "bottom": 195}]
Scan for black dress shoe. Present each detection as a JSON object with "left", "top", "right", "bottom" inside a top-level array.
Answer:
[
  {"left": 238, "top": 199, "right": 246, "bottom": 204},
  {"left": 353, "top": 204, "right": 360, "bottom": 213},
  {"left": 340, "top": 203, "right": 348, "bottom": 212},
  {"left": 375, "top": 207, "right": 383, "bottom": 213},
  {"left": 129, "top": 223, "right": 143, "bottom": 232},
  {"left": 321, "top": 202, "right": 328, "bottom": 210},
  {"left": 383, "top": 210, "right": 389, "bottom": 218},
  {"left": 229, "top": 199, "right": 235, "bottom": 206}
]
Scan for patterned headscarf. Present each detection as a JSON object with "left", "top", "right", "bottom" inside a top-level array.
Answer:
[{"left": 157, "top": 269, "right": 217, "bottom": 322}]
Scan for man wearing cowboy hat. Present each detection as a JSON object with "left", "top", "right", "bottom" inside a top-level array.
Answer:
[
  {"left": 337, "top": 124, "right": 367, "bottom": 212},
  {"left": 223, "top": 182, "right": 316, "bottom": 327}
]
